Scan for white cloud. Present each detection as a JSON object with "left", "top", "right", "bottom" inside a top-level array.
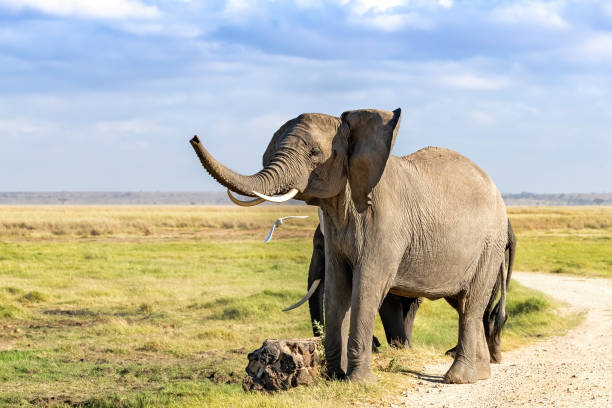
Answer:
[
  {"left": 343, "top": 0, "right": 452, "bottom": 15},
  {"left": 348, "top": 0, "right": 405, "bottom": 15},
  {"left": 574, "top": 32, "right": 612, "bottom": 62},
  {"left": 490, "top": 1, "right": 568, "bottom": 29},
  {"left": 439, "top": 74, "right": 509, "bottom": 91},
  {"left": 0, "top": 0, "right": 159, "bottom": 19},
  {"left": 358, "top": 12, "right": 434, "bottom": 31},
  {"left": 343, "top": 0, "right": 437, "bottom": 31},
  {"left": 223, "top": 0, "right": 260, "bottom": 20}
]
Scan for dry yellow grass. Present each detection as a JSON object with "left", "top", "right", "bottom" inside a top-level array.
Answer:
[
  {"left": 508, "top": 206, "right": 612, "bottom": 234},
  {"left": 2, "top": 205, "right": 611, "bottom": 241},
  {"left": 0, "top": 205, "right": 319, "bottom": 241}
]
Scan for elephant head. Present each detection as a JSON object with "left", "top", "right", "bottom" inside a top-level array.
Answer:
[{"left": 190, "top": 108, "right": 402, "bottom": 212}]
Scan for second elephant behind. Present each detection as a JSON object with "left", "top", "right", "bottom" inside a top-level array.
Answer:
[{"left": 293, "top": 221, "right": 516, "bottom": 362}]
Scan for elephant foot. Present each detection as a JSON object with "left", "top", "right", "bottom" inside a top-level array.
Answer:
[
  {"left": 488, "top": 343, "right": 502, "bottom": 364},
  {"left": 347, "top": 367, "right": 377, "bottom": 383},
  {"left": 388, "top": 338, "right": 407, "bottom": 349},
  {"left": 445, "top": 345, "right": 457, "bottom": 358},
  {"left": 444, "top": 359, "right": 477, "bottom": 384},
  {"left": 326, "top": 368, "right": 347, "bottom": 381},
  {"left": 489, "top": 349, "right": 502, "bottom": 364}
]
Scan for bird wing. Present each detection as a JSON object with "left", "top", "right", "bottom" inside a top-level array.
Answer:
[
  {"left": 265, "top": 216, "right": 308, "bottom": 243},
  {"left": 279, "top": 216, "right": 309, "bottom": 222},
  {"left": 264, "top": 223, "right": 277, "bottom": 243}
]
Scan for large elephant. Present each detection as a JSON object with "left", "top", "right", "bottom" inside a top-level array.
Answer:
[
  {"left": 289, "top": 219, "right": 515, "bottom": 361},
  {"left": 190, "top": 108, "right": 511, "bottom": 384}
]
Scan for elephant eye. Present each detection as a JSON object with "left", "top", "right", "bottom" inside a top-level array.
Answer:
[{"left": 310, "top": 146, "right": 321, "bottom": 157}]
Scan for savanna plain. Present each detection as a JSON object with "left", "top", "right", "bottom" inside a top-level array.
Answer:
[{"left": 1, "top": 205, "right": 611, "bottom": 407}]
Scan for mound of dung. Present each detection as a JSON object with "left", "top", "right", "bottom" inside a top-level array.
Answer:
[{"left": 243, "top": 338, "right": 321, "bottom": 392}]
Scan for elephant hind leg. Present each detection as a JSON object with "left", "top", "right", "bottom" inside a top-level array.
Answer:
[
  {"left": 445, "top": 291, "right": 502, "bottom": 364},
  {"left": 444, "top": 307, "right": 492, "bottom": 383},
  {"left": 444, "top": 249, "right": 502, "bottom": 384},
  {"left": 444, "top": 311, "right": 481, "bottom": 384},
  {"left": 443, "top": 297, "right": 460, "bottom": 357},
  {"left": 475, "top": 319, "right": 491, "bottom": 379}
]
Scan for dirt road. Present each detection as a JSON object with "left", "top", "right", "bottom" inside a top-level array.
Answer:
[{"left": 392, "top": 272, "right": 612, "bottom": 408}]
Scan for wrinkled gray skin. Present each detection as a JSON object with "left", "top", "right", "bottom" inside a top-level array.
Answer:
[
  {"left": 308, "top": 224, "right": 423, "bottom": 349},
  {"left": 308, "top": 220, "right": 516, "bottom": 362},
  {"left": 192, "top": 108, "right": 510, "bottom": 384}
]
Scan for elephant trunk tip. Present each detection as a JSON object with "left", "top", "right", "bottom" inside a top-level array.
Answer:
[{"left": 190, "top": 135, "right": 201, "bottom": 144}]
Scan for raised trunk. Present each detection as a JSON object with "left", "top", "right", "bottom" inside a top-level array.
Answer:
[{"left": 190, "top": 136, "right": 293, "bottom": 197}]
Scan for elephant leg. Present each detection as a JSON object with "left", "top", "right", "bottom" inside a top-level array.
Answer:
[
  {"left": 346, "top": 263, "right": 396, "bottom": 382},
  {"left": 308, "top": 225, "right": 325, "bottom": 336},
  {"left": 484, "top": 269, "right": 503, "bottom": 363},
  {"left": 401, "top": 297, "right": 422, "bottom": 347},
  {"left": 379, "top": 295, "right": 422, "bottom": 348},
  {"left": 475, "top": 319, "right": 491, "bottom": 379},
  {"left": 379, "top": 294, "right": 407, "bottom": 347},
  {"left": 324, "top": 257, "right": 352, "bottom": 379},
  {"left": 444, "top": 251, "right": 501, "bottom": 384},
  {"left": 445, "top": 292, "right": 502, "bottom": 363},
  {"left": 444, "top": 297, "right": 460, "bottom": 357},
  {"left": 444, "top": 308, "right": 483, "bottom": 384}
]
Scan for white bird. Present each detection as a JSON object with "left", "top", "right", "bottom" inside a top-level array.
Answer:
[{"left": 264, "top": 216, "right": 309, "bottom": 243}]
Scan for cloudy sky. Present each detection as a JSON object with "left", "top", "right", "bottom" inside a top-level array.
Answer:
[{"left": 1, "top": 0, "right": 611, "bottom": 193}]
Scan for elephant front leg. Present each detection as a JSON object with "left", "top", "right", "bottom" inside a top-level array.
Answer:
[
  {"left": 346, "top": 267, "right": 394, "bottom": 382},
  {"left": 324, "top": 258, "right": 352, "bottom": 379}
]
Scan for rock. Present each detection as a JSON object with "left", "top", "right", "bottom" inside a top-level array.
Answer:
[{"left": 243, "top": 338, "right": 321, "bottom": 392}]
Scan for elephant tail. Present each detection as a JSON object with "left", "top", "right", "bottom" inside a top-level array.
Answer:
[
  {"left": 506, "top": 219, "right": 516, "bottom": 287},
  {"left": 491, "top": 220, "right": 516, "bottom": 339}
]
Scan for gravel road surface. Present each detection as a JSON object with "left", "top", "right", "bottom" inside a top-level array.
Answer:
[{"left": 387, "top": 272, "right": 612, "bottom": 408}]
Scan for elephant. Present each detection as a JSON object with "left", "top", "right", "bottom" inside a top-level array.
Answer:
[
  {"left": 190, "top": 108, "right": 512, "bottom": 384},
  {"left": 287, "top": 219, "right": 515, "bottom": 362}
]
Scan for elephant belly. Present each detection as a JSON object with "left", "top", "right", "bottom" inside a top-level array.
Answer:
[{"left": 389, "top": 243, "right": 482, "bottom": 299}]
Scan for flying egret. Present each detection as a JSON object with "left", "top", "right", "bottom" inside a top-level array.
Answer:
[{"left": 264, "top": 216, "right": 309, "bottom": 243}]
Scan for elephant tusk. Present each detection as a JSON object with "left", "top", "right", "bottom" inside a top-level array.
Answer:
[
  {"left": 226, "top": 189, "right": 265, "bottom": 207},
  {"left": 282, "top": 279, "right": 321, "bottom": 312},
  {"left": 252, "top": 188, "right": 299, "bottom": 203}
]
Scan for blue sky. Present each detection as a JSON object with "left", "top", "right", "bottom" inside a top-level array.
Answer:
[{"left": 0, "top": 0, "right": 611, "bottom": 193}]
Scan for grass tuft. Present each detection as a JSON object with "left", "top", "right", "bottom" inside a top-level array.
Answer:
[
  {"left": 138, "top": 303, "right": 153, "bottom": 315},
  {"left": 508, "top": 297, "right": 549, "bottom": 315},
  {"left": 19, "top": 291, "right": 49, "bottom": 304}
]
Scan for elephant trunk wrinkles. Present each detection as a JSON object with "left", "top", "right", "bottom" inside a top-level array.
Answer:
[{"left": 190, "top": 136, "right": 298, "bottom": 197}]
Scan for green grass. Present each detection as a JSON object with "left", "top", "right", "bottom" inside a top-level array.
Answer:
[
  {"left": 0, "top": 235, "right": 581, "bottom": 407},
  {"left": 515, "top": 235, "right": 612, "bottom": 278}
]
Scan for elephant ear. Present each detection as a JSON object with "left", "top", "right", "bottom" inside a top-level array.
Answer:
[{"left": 340, "top": 108, "right": 402, "bottom": 213}]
